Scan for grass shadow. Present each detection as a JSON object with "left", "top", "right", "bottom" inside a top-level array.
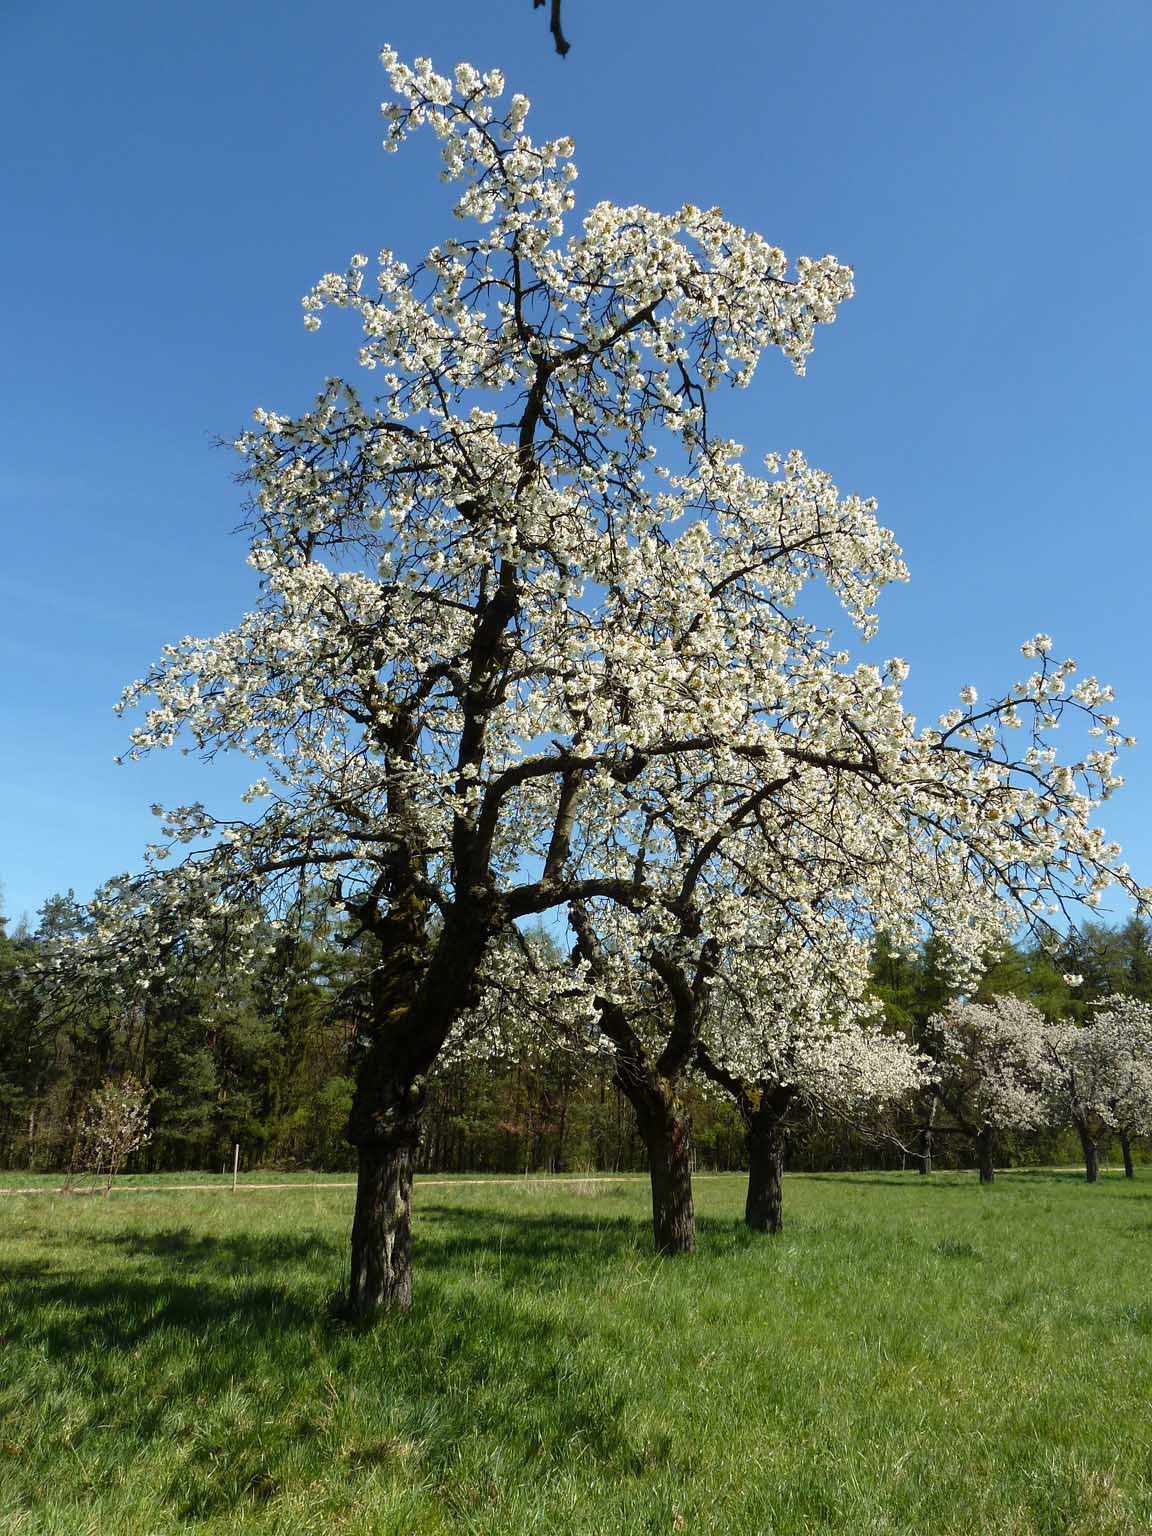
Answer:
[
  {"left": 807, "top": 1173, "right": 991, "bottom": 1192},
  {"left": 94, "top": 1226, "right": 344, "bottom": 1265},
  {"left": 0, "top": 1204, "right": 663, "bottom": 1525},
  {"left": 807, "top": 1170, "right": 1139, "bottom": 1192},
  {"left": 417, "top": 1200, "right": 649, "bottom": 1270}
]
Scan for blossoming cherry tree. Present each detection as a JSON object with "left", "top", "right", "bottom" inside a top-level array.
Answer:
[{"left": 99, "top": 50, "right": 1147, "bottom": 1314}]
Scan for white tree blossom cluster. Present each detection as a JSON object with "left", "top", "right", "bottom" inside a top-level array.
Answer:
[
  {"left": 706, "top": 998, "right": 927, "bottom": 1125},
  {"left": 38, "top": 869, "right": 271, "bottom": 1020},
  {"left": 927, "top": 995, "right": 1052, "bottom": 1137}
]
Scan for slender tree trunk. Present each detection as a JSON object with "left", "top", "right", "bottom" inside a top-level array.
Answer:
[
  {"left": 1120, "top": 1130, "right": 1135, "bottom": 1179},
  {"left": 1076, "top": 1120, "right": 1100, "bottom": 1183},
  {"left": 917, "top": 1094, "right": 937, "bottom": 1175},
  {"left": 745, "top": 1108, "right": 785, "bottom": 1232},
  {"left": 975, "top": 1123, "right": 996, "bottom": 1184}
]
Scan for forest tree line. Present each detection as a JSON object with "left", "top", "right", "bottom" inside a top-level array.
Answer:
[{"left": 3, "top": 888, "right": 1150, "bottom": 1179}]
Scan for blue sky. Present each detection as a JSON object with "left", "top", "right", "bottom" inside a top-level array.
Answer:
[{"left": 1, "top": 0, "right": 1149, "bottom": 930}]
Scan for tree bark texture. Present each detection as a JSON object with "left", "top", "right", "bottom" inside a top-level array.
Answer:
[
  {"left": 1120, "top": 1130, "right": 1135, "bottom": 1179},
  {"left": 349, "top": 1138, "right": 415, "bottom": 1315},
  {"left": 975, "top": 1123, "right": 996, "bottom": 1184},
  {"left": 1076, "top": 1120, "right": 1100, "bottom": 1183},
  {"left": 347, "top": 1065, "right": 426, "bottom": 1318},
  {"left": 625, "top": 1077, "right": 695, "bottom": 1254},
  {"left": 745, "top": 1106, "right": 785, "bottom": 1232}
]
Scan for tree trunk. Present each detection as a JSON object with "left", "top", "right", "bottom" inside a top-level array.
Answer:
[
  {"left": 555, "top": 1081, "right": 570, "bottom": 1173},
  {"left": 1120, "top": 1130, "right": 1135, "bottom": 1179},
  {"left": 346, "top": 1054, "right": 430, "bottom": 1319},
  {"left": 1076, "top": 1120, "right": 1100, "bottom": 1183},
  {"left": 571, "top": 911, "right": 700, "bottom": 1254},
  {"left": 342, "top": 897, "right": 490, "bottom": 1319},
  {"left": 349, "top": 1139, "right": 415, "bottom": 1316},
  {"left": 975, "top": 1123, "right": 996, "bottom": 1184},
  {"left": 917, "top": 1094, "right": 938, "bottom": 1175},
  {"left": 626, "top": 1079, "right": 695, "bottom": 1254},
  {"left": 646, "top": 1122, "right": 695, "bottom": 1254},
  {"left": 745, "top": 1108, "right": 785, "bottom": 1232}
]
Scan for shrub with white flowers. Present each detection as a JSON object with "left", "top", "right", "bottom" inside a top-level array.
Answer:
[{"left": 69, "top": 1073, "right": 152, "bottom": 1197}]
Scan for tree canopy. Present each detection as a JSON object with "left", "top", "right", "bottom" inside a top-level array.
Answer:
[{"left": 37, "top": 47, "right": 1149, "bottom": 1315}]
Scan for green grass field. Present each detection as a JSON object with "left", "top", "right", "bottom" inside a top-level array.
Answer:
[{"left": 2, "top": 1170, "right": 1152, "bottom": 1535}]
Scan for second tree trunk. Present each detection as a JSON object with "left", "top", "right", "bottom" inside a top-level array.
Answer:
[
  {"left": 975, "top": 1124, "right": 996, "bottom": 1184},
  {"left": 1076, "top": 1121, "right": 1100, "bottom": 1183},
  {"left": 745, "top": 1107, "right": 786, "bottom": 1232}
]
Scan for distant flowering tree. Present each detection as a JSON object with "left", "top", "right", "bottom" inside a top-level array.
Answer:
[
  {"left": 925, "top": 997, "right": 1052, "bottom": 1182},
  {"left": 1040, "top": 997, "right": 1152, "bottom": 1182},
  {"left": 1086, "top": 996, "right": 1152, "bottom": 1177},
  {"left": 44, "top": 49, "right": 1146, "bottom": 1315},
  {"left": 568, "top": 884, "right": 933, "bottom": 1249},
  {"left": 560, "top": 640, "right": 1139, "bottom": 1246},
  {"left": 929, "top": 994, "right": 1152, "bottom": 1183},
  {"left": 69, "top": 1074, "right": 152, "bottom": 1197},
  {"left": 696, "top": 962, "right": 927, "bottom": 1232}
]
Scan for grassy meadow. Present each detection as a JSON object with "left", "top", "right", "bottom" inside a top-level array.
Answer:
[{"left": 2, "top": 1170, "right": 1152, "bottom": 1534}]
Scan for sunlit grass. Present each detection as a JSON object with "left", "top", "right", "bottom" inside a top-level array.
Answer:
[{"left": 3, "top": 1170, "right": 1152, "bottom": 1533}]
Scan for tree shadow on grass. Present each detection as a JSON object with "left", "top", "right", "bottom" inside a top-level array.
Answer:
[
  {"left": 806, "top": 1170, "right": 1134, "bottom": 1192},
  {"left": 60, "top": 1204, "right": 651, "bottom": 1287},
  {"left": 8, "top": 1200, "right": 792, "bottom": 1352},
  {"left": 0, "top": 1206, "right": 675, "bottom": 1524},
  {"left": 806, "top": 1173, "right": 992, "bottom": 1192},
  {"left": 4, "top": 1215, "right": 607, "bottom": 1382},
  {"left": 95, "top": 1226, "right": 345, "bottom": 1266},
  {"left": 418, "top": 1200, "right": 650, "bottom": 1274},
  {"left": 419, "top": 1199, "right": 787, "bottom": 1267},
  {"left": 2, "top": 1258, "right": 319, "bottom": 1366}
]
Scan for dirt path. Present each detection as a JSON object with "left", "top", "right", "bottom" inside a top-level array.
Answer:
[{"left": 0, "top": 1173, "right": 652, "bottom": 1198}]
